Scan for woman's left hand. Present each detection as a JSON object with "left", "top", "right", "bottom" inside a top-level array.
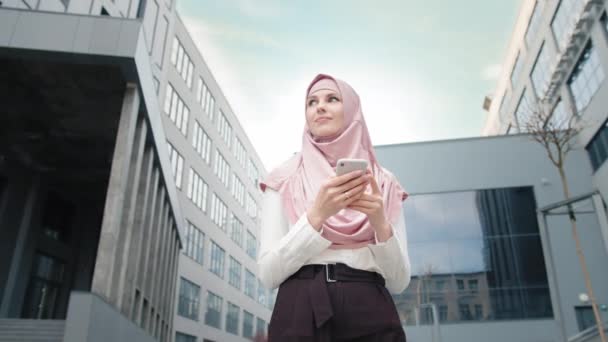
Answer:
[{"left": 346, "top": 173, "right": 393, "bottom": 240}]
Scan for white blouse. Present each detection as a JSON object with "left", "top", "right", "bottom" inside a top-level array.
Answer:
[{"left": 256, "top": 189, "right": 412, "bottom": 294}]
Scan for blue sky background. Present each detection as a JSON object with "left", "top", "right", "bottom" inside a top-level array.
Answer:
[{"left": 176, "top": 0, "right": 521, "bottom": 171}]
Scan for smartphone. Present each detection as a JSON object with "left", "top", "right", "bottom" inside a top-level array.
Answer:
[{"left": 335, "top": 158, "right": 369, "bottom": 176}]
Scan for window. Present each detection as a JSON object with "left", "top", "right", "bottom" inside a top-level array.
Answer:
[
  {"left": 176, "top": 332, "right": 196, "bottom": 342},
  {"left": 192, "top": 122, "right": 212, "bottom": 164},
  {"left": 22, "top": 253, "right": 65, "bottom": 319},
  {"left": 210, "top": 193, "right": 228, "bottom": 231},
  {"left": 576, "top": 306, "right": 595, "bottom": 331},
  {"left": 514, "top": 89, "right": 534, "bottom": 132},
  {"left": 178, "top": 278, "right": 200, "bottom": 321},
  {"left": 213, "top": 150, "right": 230, "bottom": 188},
  {"left": 530, "top": 43, "right": 554, "bottom": 98},
  {"left": 197, "top": 78, "right": 215, "bottom": 121},
  {"left": 246, "top": 193, "right": 258, "bottom": 218},
  {"left": 228, "top": 256, "right": 242, "bottom": 290},
  {"left": 246, "top": 230, "right": 257, "bottom": 259},
  {"left": 234, "top": 137, "right": 247, "bottom": 167},
  {"left": 187, "top": 168, "right": 208, "bottom": 212},
  {"left": 586, "top": 119, "right": 608, "bottom": 172},
  {"left": 567, "top": 41, "right": 605, "bottom": 113},
  {"left": 551, "top": 0, "right": 586, "bottom": 51},
  {"left": 402, "top": 187, "right": 553, "bottom": 324},
  {"left": 256, "top": 317, "right": 266, "bottom": 336},
  {"left": 205, "top": 291, "right": 223, "bottom": 328},
  {"left": 474, "top": 304, "right": 483, "bottom": 320},
  {"left": 547, "top": 99, "right": 571, "bottom": 130},
  {"left": 245, "top": 269, "right": 256, "bottom": 299},
  {"left": 268, "top": 289, "right": 277, "bottom": 310},
  {"left": 154, "top": 16, "right": 169, "bottom": 67},
  {"left": 468, "top": 279, "right": 479, "bottom": 292},
  {"left": 184, "top": 221, "right": 204, "bottom": 264},
  {"left": 209, "top": 240, "right": 225, "bottom": 278},
  {"left": 257, "top": 279, "right": 266, "bottom": 306},
  {"left": 231, "top": 174, "right": 245, "bottom": 207},
  {"left": 153, "top": 77, "right": 160, "bottom": 94},
  {"left": 141, "top": 299, "right": 148, "bottom": 329},
  {"left": 225, "top": 302, "right": 240, "bottom": 335},
  {"left": 498, "top": 91, "right": 509, "bottom": 119},
  {"left": 439, "top": 305, "right": 448, "bottom": 322},
  {"left": 217, "top": 110, "right": 233, "bottom": 148},
  {"left": 435, "top": 280, "right": 446, "bottom": 291},
  {"left": 510, "top": 52, "right": 523, "bottom": 86},
  {"left": 524, "top": 1, "right": 542, "bottom": 46},
  {"left": 242, "top": 311, "right": 254, "bottom": 338},
  {"left": 247, "top": 158, "right": 259, "bottom": 186},
  {"left": 166, "top": 142, "right": 184, "bottom": 189},
  {"left": 163, "top": 84, "right": 190, "bottom": 135},
  {"left": 171, "top": 37, "right": 194, "bottom": 88},
  {"left": 459, "top": 304, "right": 472, "bottom": 320},
  {"left": 230, "top": 214, "right": 244, "bottom": 247}
]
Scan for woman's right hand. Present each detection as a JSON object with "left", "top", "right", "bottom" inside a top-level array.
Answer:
[{"left": 307, "top": 170, "right": 371, "bottom": 231}]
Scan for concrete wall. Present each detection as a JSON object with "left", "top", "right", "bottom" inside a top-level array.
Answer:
[{"left": 63, "top": 291, "right": 157, "bottom": 342}]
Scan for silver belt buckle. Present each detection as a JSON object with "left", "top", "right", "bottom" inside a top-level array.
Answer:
[{"left": 325, "top": 264, "right": 337, "bottom": 283}]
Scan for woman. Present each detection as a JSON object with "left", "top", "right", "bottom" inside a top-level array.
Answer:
[{"left": 257, "top": 74, "right": 411, "bottom": 341}]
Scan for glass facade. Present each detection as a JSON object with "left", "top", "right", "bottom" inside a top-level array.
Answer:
[
  {"left": 205, "top": 291, "right": 223, "bottom": 328},
  {"left": 530, "top": 42, "right": 554, "bottom": 98},
  {"left": 209, "top": 240, "right": 225, "bottom": 278},
  {"left": 228, "top": 256, "right": 242, "bottom": 290},
  {"left": 586, "top": 119, "right": 608, "bottom": 172},
  {"left": 175, "top": 332, "right": 196, "bottom": 342},
  {"left": 551, "top": 0, "right": 586, "bottom": 51},
  {"left": 396, "top": 186, "right": 552, "bottom": 325},
  {"left": 184, "top": 221, "right": 204, "bottom": 264},
  {"left": 548, "top": 99, "right": 570, "bottom": 130},
  {"left": 246, "top": 230, "right": 257, "bottom": 259},
  {"left": 177, "top": 278, "right": 200, "bottom": 321},
  {"left": 567, "top": 41, "right": 605, "bottom": 113},
  {"left": 514, "top": 89, "right": 534, "bottom": 132},
  {"left": 243, "top": 310, "right": 254, "bottom": 338},
  {"left": 225, "top": 302, "right": 240, "bottom": 335},
  {"left": 524, "top": 1, "right": 542, "bottom": 46}
]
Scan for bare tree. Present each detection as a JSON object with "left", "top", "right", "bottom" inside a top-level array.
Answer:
[{"left": 508, "top": 97, "right": 606, "bottom": 342}]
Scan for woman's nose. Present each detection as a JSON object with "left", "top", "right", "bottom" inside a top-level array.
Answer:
[{"left": 316, "top": 101, "right": 326, "bottom": 113}]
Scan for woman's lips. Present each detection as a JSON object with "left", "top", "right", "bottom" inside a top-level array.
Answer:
[{"left": 315, "top": 117, "right": 331, "bottom": 123}]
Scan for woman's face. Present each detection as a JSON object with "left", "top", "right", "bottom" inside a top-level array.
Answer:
[{"left": 305, "top": 89, "right": 345, "bottom": 139}]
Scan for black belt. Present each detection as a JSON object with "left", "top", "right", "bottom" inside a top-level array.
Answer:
[{"left": 285, "top": 263, "right": 386, "bottom": 328}]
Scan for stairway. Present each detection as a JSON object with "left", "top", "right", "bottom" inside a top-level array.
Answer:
[{"left": 0, "top": 319, "right": 65, "bottom": 342}]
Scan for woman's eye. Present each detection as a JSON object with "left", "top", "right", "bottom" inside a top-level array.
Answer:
[
  {"left": 329, "top": 96, "right": 340, "bottom": 102},
  {"left": 308, "top": 99, "right": 317, "bottom": 106}
]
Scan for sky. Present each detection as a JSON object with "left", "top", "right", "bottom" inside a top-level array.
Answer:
[{"left": 175, "top": 0, "right": 521, "bottom": 172}]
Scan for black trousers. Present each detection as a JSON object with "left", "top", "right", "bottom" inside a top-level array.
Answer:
[{"left": 268, "top": 263, "right": 406, "bottom": 341}]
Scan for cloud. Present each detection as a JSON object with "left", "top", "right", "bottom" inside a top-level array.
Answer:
[
  {"left": 180, "top": 15, "right": 447, "bottom": 173},
  {"left": 233, "top": 0, "right": 282, "bottom": 18},
  {"left": 183, "top": 16, "right": 280, "bottom": 49},
  {"left": 481, "top": 63, "right": 503, "bottom": 81}
]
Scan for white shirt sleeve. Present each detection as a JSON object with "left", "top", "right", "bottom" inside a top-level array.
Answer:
[
  {"left": 257, "top": 189, "right": 333, "bottom": 290},
  {"left": 368, "top": 208, "right": 412, "bottom": 294}
]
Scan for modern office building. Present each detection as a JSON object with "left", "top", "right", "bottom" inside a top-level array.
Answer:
[
  {"left": 376, "top": 134, "right": 608, "bottom": 342},
  {"left": 0, "top": 1, "right": 270, "bottom": 342},
  {"left": 165, "top": 13, "right": 271, "bottom": 342},
  {"left": 482, "top": 0, "right": 608, "bottom": 206}
]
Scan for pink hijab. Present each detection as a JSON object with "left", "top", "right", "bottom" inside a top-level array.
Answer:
[{"left": 260, "top": 74, "right": 408, "bottom": 249}]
